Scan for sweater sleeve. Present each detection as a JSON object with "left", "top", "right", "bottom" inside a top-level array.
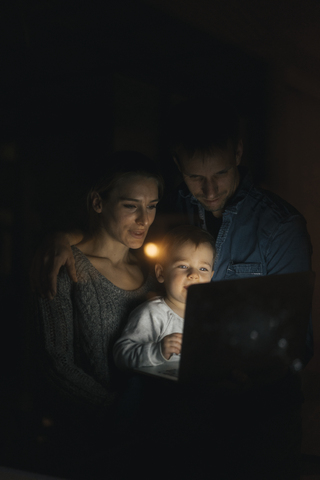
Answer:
[
  {"left": 113, "top": 300, "right": 171, "bottom": 369},
  {"left": 36, "top": 268, "right": 112, "bottom": 408}
]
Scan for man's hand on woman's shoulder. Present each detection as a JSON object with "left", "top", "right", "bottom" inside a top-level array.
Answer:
[{"left": 30, "top": 231, "right": 80, "bottom": 300}]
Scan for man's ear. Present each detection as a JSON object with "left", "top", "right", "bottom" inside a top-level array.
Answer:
[
  {"left": 235, "top": 139, "right": 243, "bottom": 166},
  {"left": 91, "top": 192, "right": 103, "bottom": 213},
  {"left": 155, "top": 263, "right": 165, "bottom": 284}
]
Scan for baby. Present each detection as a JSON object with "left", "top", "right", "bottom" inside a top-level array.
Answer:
[{"left": 113, "top": 225, "right": 216, "bottom": 369}]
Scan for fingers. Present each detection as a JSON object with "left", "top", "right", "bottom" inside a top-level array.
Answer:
[
  {"left": 36, "top": 252, "right": 58, "bottom": 300},
  {"left": 29, "top": 236, "right": 77, "bottom": 300},
  {"left": 166, "top": 333, "right": 183, "bottom": 348},
  {"left": 45, "top": 247, "right": 77, "bottom": 299},
  {"left": 65, "top": 255, "right": 78, "bottom": 284},
  {"left": 161, "top": 333, "right": 183, "bottom": 359},
  {"left": 45, "top": 255, "right": 62, "bottom": 300}
]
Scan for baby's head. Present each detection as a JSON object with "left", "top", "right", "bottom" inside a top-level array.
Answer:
[{"left": 155, "top": 225, "right": 216, "bottom": 314}]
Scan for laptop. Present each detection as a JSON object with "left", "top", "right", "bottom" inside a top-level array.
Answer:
[{"left": 134, "top": 271, "right": 315, "bottom": 389}]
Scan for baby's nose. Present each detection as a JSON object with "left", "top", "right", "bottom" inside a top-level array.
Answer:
[{"left": 187, "top": 268, "right": 199, "bottom": 278}]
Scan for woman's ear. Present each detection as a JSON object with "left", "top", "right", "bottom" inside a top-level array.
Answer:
[
  {"left": 235, "top": 139, "right": 243, "bottom": 166},
  {"left": 155, "top": 263, "right": 165, "bottom": 284},
  {"left": 173, "top": 155, "right": 181, "bottom": 172},
  {"left": 91, "top": 192, "right": 103, "bottom": 213}
]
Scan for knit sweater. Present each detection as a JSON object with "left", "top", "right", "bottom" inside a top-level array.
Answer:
[{"left": 36, "top": 246, "right": 155, "bottom": 408}]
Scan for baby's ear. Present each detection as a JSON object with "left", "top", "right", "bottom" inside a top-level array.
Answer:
[{"left": 155, "top": 264, "right": 165, "bottom": 283}]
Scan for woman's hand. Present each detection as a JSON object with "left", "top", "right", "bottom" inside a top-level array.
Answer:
[
  {"left": 30, "top": 232, "right": 78, "bottom": 300},
  {"left": 161, "top": 333, "right": 183, "bottom": 360}
]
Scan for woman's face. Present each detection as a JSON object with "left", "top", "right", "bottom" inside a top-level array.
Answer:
[{"left": 99, "top": 175, "right": 160, "bottom": 249}]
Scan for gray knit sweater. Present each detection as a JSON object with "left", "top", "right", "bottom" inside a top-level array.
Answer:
[{"left": 36, "top": 246, "right": 155, "bottom": 408}]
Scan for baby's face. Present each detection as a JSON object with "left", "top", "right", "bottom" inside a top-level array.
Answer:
[{"left": 156, "top": 241, "right": 214, "bottom": 308}]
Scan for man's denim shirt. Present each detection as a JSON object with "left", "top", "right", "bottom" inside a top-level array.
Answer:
[{"left": 174, "top": 167, "right": 313, "bottom": 362}]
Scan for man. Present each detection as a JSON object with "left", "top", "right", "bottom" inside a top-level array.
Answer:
[
  {"left": 159, "top": 98, "right": 313, "bottom": 479},
  {"left": 162, "top": 98, "right": 313, "bottom": 361}
]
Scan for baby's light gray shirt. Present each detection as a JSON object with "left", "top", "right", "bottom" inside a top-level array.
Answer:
[{"left": 113, "top": 297, "right": 184, "bottom": 370}]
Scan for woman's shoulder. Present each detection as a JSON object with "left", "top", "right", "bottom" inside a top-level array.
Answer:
[{"left": 70, "top": 245, "right": 96, "bottom": 281}]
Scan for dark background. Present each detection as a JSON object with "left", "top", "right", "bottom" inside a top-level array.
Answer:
[
  {"left": 1, "top": 0, "right": 320, "bottom": 476},
  {"left": 0, "top": 0, "right": 268, "bottom": 386}
]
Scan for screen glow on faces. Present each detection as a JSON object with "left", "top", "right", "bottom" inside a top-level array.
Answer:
[
  {"left": 100, "top": 175, "right": 159, "bottom": 249},
  {"left": 157, "top": 241, "right": 214, "bottom": 313},
  {"left": 177, "top": 142, "right": 242, "bottom": 218}
]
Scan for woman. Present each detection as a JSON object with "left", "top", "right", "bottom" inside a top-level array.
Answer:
[{"left": 34, "top": 151, "right": 163, "bottom": 424}]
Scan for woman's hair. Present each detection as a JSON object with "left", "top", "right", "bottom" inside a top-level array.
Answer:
[
  {"left": 157, "top": 225, "right": 216, "bottom": 265},
  {"left": 87, "top": 150, "right": 164, "bottom": 232}
]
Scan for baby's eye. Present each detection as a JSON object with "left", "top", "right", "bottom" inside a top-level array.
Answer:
[
  {"left": 177, "top": 265, "right": 187, "bottom": 269},
  {"left": 200, "top": 267, "right": 209, "bottom": 271}
]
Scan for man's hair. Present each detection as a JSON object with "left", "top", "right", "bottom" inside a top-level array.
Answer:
[
  {"left": 168, "top": 97, "right": 240, "bottom": 161},
  {"left": 157, "top": 225, "right": 216, "bottom": 266}
]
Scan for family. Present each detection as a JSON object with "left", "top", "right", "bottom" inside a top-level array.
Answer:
[{"left": 32, "top": 97, "right": 312, "bottom": 479}]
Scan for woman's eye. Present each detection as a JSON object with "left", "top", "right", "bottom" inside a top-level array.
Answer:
[
  {"left": 123, "top": 204, "right": 136, "bottom": 209},
  {"left": 147, "top": 205, "right": 157, "bottom": 210}
]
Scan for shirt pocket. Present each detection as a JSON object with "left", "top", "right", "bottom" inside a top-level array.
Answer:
[{"left": 226, "top": 262, "right": 262, "bottom": 277}]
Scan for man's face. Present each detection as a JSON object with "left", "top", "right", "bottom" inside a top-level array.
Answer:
[{"left": 175, "top": 141, "right": 243, "bottom": 218}]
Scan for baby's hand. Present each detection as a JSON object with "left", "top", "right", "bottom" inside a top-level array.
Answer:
[{"left": 161, "top": 333, "right": 183, "bottom": 360}]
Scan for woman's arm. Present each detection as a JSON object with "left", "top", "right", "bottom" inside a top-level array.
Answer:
[
  {"left": 35, "top": 268, "right": 112, "bottom": 408},
  {"left": 30, "top": 230, "right": 84, "bottom": 300}
]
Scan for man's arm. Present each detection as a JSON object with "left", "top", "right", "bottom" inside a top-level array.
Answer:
[
  {"left": 30, "top": 230, "right": 84, "bottom": 300},
  {"left": 266, "top": 216, "right": 312, "bottom": 276},
  {"left": 266, "top": 215, "right": 313, "bottom": 364}
]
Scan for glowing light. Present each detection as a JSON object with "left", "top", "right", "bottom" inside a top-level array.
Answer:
[
  {"left": 144, "top": 242, "right": 159, "bottom": 258},
  {"left": 292, "top": 359, "right": 302, "bottom": 371},
  {"left": 278, "top": 338, "right": 288, "bottom": 349},
  {"left": 250, "top": 330, "right": 258, "bottom": 340}
]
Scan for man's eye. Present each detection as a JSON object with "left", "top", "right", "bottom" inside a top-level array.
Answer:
[{"left": 216, "top": 168, "right": 231, "bottom": 176}]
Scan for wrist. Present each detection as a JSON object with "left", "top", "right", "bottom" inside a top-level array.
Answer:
[{"left": 51, "top": 230, "right": 83, "bottom": 247}]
